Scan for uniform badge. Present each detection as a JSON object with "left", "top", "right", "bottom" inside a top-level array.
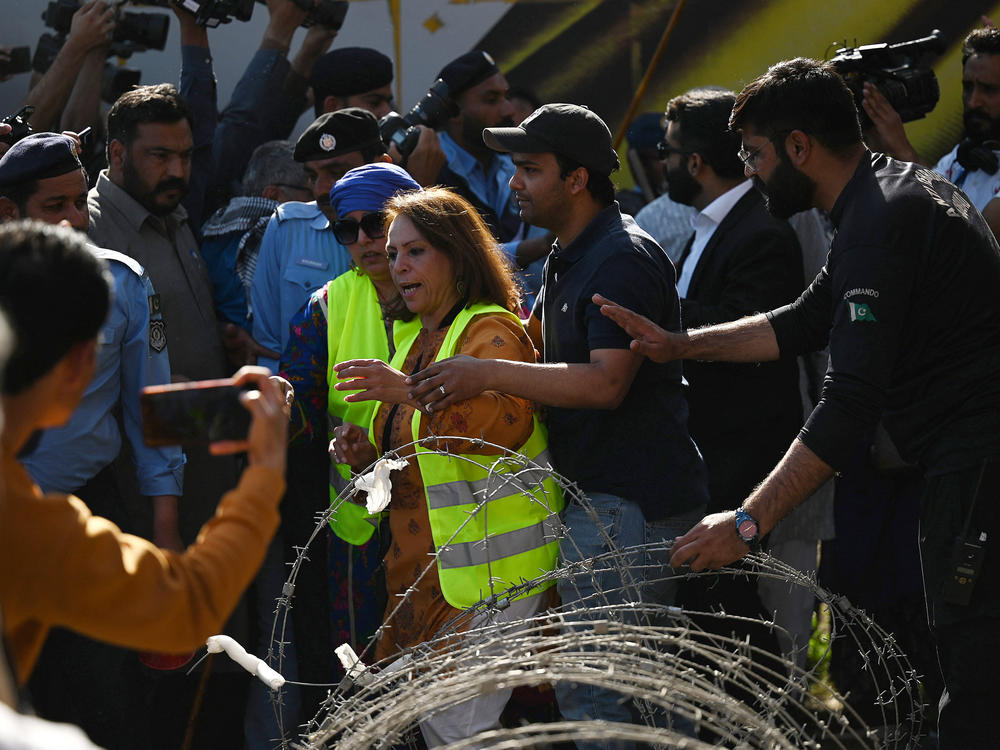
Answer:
[
  {"left": 148, "top": 293, "right": 161, "bottom": 316},
  {"left": 319, "top": 133, "right": 337, "bottom": 152},
  {"left": 149, "top": 319, "right": 167, "bottom": 352}
]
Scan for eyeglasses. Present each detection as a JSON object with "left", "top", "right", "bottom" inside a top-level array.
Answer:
[
  {"left": 738, "top": 130, "right": 790, "bottom": 173},
  {"left": 656, "top": 140, "right": 690, "bottom": 160},
  {"left": 333, "top": 211, "right": 387, "bottom": 245}
]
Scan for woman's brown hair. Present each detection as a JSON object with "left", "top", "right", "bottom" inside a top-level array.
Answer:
[{"left": 384, "top": 187, "right": 522, "bottom": 313}]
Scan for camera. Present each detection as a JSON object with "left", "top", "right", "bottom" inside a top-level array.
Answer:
[
  {"left": 253, "top": 0, "right": 348, "bottom": 30},
  {"left": 378, "top": 79, "right": 458, "bottom": 164},
  {"left": 43, "top": 0, "right": 170, "bottom": 54},
  {"left": 830, "top": 29, "right": 946, "bottom": 125},
  {"left": 168, "top": 0, "right": 255, "bottom": 28},
  {"left": 0, "top": 107, "right": 35, "bottom": 148}
]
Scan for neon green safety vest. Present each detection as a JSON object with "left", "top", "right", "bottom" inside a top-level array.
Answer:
[
  {"left": 378, "top": 303, "right": 565, "bottom": 610},
  {"left": 325, "top": 269, "right": 391, "bottom": 544}
]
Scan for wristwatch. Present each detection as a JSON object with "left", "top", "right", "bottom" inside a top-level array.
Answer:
[{"left": 734, "top": 507, "right": 761, "bottom": 554}]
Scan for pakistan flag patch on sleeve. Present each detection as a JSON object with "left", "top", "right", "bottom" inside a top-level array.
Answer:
[{"left": 847, "top": 301, "right": 877, "bottom": 322}]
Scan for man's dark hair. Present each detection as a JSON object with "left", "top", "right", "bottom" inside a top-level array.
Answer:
[
  {"left": 665, "top": 88, "right": 744, "bottom": 180},
  {"left": 963, "top": 27, "right": 1000, "bottom": 65},
  {"left": 105, "top": 84, "right": 194, "bottom": 159},
  {"left": 0, "top": 221, "right": 110, "bottom": 395},
  {"left": 729, "top": 58, "right": 862, "bottom": 155},
  {"left": 554, "top": 153, "right": 615, "bottom": 206}
]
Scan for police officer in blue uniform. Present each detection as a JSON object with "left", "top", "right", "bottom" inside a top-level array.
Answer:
[
  {"left": 0, "top": 132, "right": 183, "bottom": 747},
  {"left": 250, "top": 107, "right": 391, "bottom": 372}
]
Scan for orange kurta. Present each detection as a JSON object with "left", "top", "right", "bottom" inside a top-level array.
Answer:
[
  {"left": 0, "top": 449, "right": 285, "bottom": 684},
  {"left": 372, "top": 314, "right": 536, "bottom": 660}
]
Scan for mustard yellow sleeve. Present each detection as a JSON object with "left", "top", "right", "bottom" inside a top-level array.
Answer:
[{"left": 1, "top": 463, "right": 284, "bottom": 681}]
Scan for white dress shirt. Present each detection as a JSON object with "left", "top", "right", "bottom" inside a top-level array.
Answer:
[{"left": 676, "top": 180, "right": 753, "bottom": 297}]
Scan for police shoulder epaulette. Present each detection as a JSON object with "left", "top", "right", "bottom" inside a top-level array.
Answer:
[
  {"left": 275, "top": 200, "right": 323, "bottom": 222},
  {"left": 88, "top": 244, "right": 146, "bottom": 277}
]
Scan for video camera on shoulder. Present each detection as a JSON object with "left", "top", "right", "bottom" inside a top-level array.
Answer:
[
  {"left": 42, "top": 0, "right": 170, "bottom": 56},
  {"left": 830, "top": 29, "right": 945, "bottom": 125},
  {"left": 379, "top": 79, "right": 458, "bottom": 165}
]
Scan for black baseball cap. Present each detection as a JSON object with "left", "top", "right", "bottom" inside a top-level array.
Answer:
[
  {"left": 293, "top": 108, "right": 384, "bottom": 163},
  {"left": 483, "top": 103, "right": 620, "bottom": 176}
]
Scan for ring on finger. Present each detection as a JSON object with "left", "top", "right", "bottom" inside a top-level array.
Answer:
[{"left": 438, "top": 384, "right": 447, "bottom": 397}]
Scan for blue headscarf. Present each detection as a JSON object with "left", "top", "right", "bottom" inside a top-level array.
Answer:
[{"left": 329, "top": 162, "right": 421, "bottom": 216}]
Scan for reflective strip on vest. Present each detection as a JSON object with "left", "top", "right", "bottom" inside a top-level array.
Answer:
[
  {"left": 437, "top": 513, "right": 563, "bottom": 570},
  {"left": 425, "top": 448, "right": 556, "bottom": 510},
  {"left": 383, "top": 302, "right": 566, "bottom": 608}
]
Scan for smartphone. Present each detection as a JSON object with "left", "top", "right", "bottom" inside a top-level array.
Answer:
[
  {"left": 0, "top": 47, "right": 31, "bottom": 77},
  {"left": 141, "top": 379, "right": 251, "bottom": 447}
]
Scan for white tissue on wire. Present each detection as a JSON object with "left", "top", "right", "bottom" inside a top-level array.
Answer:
[
  {"left": 206, "top": 635, "right": 285, "bottom": 691},
  {"left": 355, "top": 457, "right": 408, "bottom": 514},
  {"left": 335, "top": 643, "right": 373, "bottom": 686}
]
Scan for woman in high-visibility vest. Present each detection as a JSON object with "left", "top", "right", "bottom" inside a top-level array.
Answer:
[
  {"left": 332, "top": 187, "right": 564, "bottom": 747},
  {"left": 277, "top": 163, "right": 421, "bottom": 662}
]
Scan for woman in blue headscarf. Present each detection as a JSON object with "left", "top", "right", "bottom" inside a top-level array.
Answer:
[{"left": 277, "top": 162, "right": 421, "bottom": 659}]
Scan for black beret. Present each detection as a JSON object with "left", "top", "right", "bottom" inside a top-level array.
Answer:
[
  {"left": 293, "top": 108, "right": 384, "bottom": 163},
  {"left": 310, "top": 47, "right": 393, "bottom": 97},
  {"left": 0, "top": 133, "right": 83, "bottom": 190},
  {"left": 437, "top": 50, "right": 500, "bottom": 100}
]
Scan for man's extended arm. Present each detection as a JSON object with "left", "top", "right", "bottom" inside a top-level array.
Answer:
[
  {"left": 24, "top": 0, "right": 115, "bottom": 131},
  {"left": 404, "top": 347, "right": 642, "bottom": 412},
  {"left": 594, "top": 293, "right": 781, "bottom": 364},
  {"left": 669, "top": 438, "right": 834, "bottom": 570}
]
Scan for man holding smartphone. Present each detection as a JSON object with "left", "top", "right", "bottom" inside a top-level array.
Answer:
[
  {"left": 0, "top": 132, "right": 189, "bottom": 744},
  {"left": 0, "top": 220, "right": 288, "bottom": 702}
]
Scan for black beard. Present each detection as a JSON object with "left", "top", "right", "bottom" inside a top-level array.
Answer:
[
  {"left": 753, "top": 154, "right": 816, "bottom": 220},
  {"left": 963, "top": 109, "right": 1000, "bottom": 143},
  {"left": 122, "top": 157, "right": 189, "bottom": 217},
  {"left": 664, "top": 161, "right": 700, "bottom": 207}
]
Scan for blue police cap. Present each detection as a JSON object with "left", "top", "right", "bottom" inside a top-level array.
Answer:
[{"left": 0, "top": 133, "right": 83, "bottom": 190}]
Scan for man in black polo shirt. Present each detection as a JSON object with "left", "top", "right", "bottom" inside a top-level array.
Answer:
[
  {"left": 598, "top": 58, "right": 1000, "bottom": 748},
  {"left": 407, "top": 103, "right": 708, "bottom": 739}
]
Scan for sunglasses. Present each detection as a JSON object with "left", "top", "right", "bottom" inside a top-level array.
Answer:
[{"left": 333, "top": 211, "right": 387, "bottom": 245}]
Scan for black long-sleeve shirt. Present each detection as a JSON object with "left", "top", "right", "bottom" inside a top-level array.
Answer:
[{"left": 767, "top": 152, "right": 1000, "bottom": 475}]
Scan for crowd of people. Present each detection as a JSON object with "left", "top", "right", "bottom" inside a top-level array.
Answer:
[{"left": 1, "top": 1, "right": 1000, "bottom": 748}]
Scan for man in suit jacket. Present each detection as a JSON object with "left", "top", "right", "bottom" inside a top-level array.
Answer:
[
  {"left": 659, "top": 88, "right": 805, "bottom": 673},
  {"left": 663, "top": 87, "right": 804, "bottom": 512}
]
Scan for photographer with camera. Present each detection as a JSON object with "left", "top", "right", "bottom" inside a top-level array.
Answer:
[
  {"left": 863, "top": 26, "right": 1000, "bottom": 217},
  {"left": 306, "top": 46, "right": 444, "bottom": 187},
  {"left": 21, "top": 1, "right": 115, "bottom": 134},
  {"left": 424, "top": 50, "right": 553, "bottom": 307},
  {"left": 204, "top": 0, "right": 344, "bottom": 216}
]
